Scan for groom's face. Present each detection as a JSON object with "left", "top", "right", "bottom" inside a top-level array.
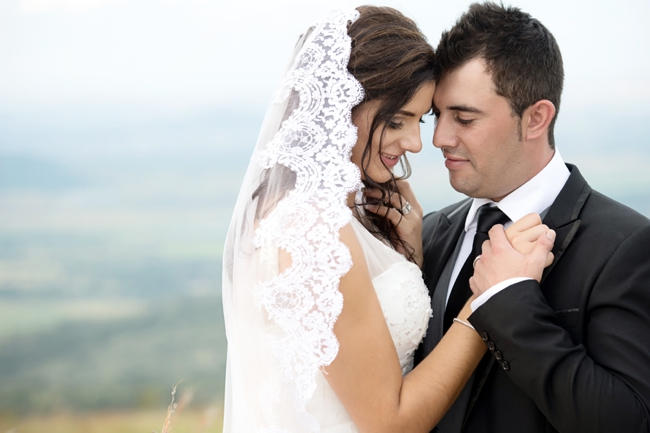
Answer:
[{"left": 432, "top": 57, "right": 529, "bottom": 202}]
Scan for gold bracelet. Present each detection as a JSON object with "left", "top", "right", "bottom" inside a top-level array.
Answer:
[{"left": 453, "top": 317, "right": 475, "bottom": 331}]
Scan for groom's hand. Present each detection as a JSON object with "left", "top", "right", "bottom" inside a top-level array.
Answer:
[
  {"left": 469, "top": 224, "right": 556, "bottom": 295},
  {"left": 505, "top": 213, "right": 554, "bottom": 267}
]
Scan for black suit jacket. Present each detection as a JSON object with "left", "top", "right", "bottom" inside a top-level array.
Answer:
[{"left": 418, "top": 164, "right": 650, "bottom": 433}]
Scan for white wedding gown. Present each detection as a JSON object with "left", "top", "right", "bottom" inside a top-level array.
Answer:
[
  {"left": 223, "top": 215, "right": 432, "bottom": 433},
  {"left": 305, "top": 216, "right": 432, "bottom": 432}
]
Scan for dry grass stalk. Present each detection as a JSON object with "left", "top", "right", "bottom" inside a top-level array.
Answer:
[{"left": 156, "top": 382, "right": 195, "bottom": 433}]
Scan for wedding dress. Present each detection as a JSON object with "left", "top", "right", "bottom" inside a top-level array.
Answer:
[
  {"left": 306, "top": 216, "right": 431, "bottom": 432},
  {"left": 222, "top": 9, "right": 430, "bottom": 433}
]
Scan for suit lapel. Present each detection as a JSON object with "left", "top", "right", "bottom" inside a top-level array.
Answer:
[
  {"left": 463, "top": 164, "right": 592, "bottom": 423},
  {"left": 423, "top": 199, "right": 470, "bottom": 290},
  {"left": 415, "top": 200, "right": 470, "bottom": 362},
  {"left": 540, "top": 164, "right": 591, "bottom": 281}
]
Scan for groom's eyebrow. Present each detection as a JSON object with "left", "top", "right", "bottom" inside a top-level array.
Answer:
[{"left": 448, "top": 105, "right": 484, "bottom": 114}]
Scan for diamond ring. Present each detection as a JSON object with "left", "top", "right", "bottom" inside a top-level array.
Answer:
[{"left": 401, "top": 201, "right": 412, "bottom": 215}]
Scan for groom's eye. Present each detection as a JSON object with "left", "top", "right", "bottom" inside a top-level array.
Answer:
[{"left": 455, "top": 115, "right": 474, "bottom": 126}]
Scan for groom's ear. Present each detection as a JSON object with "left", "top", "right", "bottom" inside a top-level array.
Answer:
[{"left": 522, "top": 100, "right": 556, "bottom": 142}]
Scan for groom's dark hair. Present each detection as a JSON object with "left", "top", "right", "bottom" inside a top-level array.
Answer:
[{"left": 435, "top": 2, "right": 564, "bottom": 147}]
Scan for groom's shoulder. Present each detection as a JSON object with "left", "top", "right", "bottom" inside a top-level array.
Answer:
[
  {"left": 566, "top": 163, "right": 648, "bottom": 230},
  {"left": 422, "top": 198, "right": 471, "bottom": 233},
  {"left": 582, "top": 188, "right": 649, "bottom": 234}
]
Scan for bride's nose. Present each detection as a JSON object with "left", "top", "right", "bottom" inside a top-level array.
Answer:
[{"left": 400, "top": 130, "right": 423, "bottom": 154}]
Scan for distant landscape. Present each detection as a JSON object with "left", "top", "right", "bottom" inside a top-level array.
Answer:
[
  {"left": 0, "top": 106, "right": 241, "bottom": 427},
  {"left": 0, "top": 102, "right": 649, "bottom": 430}
]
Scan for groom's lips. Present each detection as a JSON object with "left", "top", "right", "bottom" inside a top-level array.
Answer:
[{"left": 444, "top": 154, "right": 470, "bottom": 170}]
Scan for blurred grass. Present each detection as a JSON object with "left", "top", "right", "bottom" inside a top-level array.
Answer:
[
  {"left": 0, "top": 296, "right": 225, "bottom": 415},
  {"left": 0, "top": 407, "right": 223, "bottom": 433}
]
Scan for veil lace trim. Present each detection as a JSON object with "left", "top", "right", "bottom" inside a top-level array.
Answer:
[
  {"left": 254, "top": 9, "right": 364, "bottom": 403},
  {"left": 221, "top": 9, "right": 365, "bottom": 431}
]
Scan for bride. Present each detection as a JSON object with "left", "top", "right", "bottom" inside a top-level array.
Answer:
[{"left": 222, "top": 6, "right": 554, "bottom": 433}]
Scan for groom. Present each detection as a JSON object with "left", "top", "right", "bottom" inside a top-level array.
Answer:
[{"left": 415, "top": 3, "right": 650, "bottom": 433}]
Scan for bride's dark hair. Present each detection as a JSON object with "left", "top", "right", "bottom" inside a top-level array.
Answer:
[
  {"left": 252, "top": 7, "right": 435, "bottom": 262},
  {"left": 348, "top": 6, "right": 435, "bottom": 261}
]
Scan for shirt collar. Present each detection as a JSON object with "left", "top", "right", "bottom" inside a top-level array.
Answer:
[{"left": 464, "top": 149, "right": 570, "bottom": 232}]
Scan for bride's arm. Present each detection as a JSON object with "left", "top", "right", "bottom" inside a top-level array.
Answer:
[
  {"left": 324, "top": 224, "right": 484, "bottom": 433},
  {"left": 326, "top": 220, "right": 554, "bottom": 433}
]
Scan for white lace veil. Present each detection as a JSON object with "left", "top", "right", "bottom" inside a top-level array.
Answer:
[{"left": 222, "top": 9, "right": 365, "bottom": 432}]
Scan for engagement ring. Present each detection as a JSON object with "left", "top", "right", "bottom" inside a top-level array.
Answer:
[{"left": 401, "top": 201, "right": 412, "bottom": 215}]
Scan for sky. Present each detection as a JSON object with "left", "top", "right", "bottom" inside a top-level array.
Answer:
[
  {"left": 1, "top": 0, "right": 649, "bottom": 214},
  {"left": 1, "top": 0, "right": 649, "bottom": 112}
]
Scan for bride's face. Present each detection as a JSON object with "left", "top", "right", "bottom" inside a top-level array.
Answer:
[{"left": 351, "top": 80, "right": 435, "bottom": 183}]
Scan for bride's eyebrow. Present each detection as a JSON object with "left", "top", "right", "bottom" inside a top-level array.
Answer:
[{"left": 396, "top": 110, "right": 416, "bottom": 116}]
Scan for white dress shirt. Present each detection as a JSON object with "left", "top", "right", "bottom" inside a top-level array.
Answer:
[{"left": 441, "top": 150, "right": 570, "bottom": 312}]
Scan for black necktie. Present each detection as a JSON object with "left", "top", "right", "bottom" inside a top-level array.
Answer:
[{"left": 443, "top": 205, "right": 510, "bottom": 331}]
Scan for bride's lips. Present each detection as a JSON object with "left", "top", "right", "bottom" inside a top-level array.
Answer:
[
  {"left": 380, "top": 153, "right": 401, "bottom": 169},
  {"left": 444, "top": 154, "right": 470, "bottom": 170}
]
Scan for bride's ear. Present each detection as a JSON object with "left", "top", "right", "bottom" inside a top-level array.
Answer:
[{"left": 523, "top": 100, "right": 555, "bottom": 141}]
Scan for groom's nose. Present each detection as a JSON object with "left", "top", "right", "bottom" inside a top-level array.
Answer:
[{"left": 432, "top": 117, "right": 456, "bottom": 149}]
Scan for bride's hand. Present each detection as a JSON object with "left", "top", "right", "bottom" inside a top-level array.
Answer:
[
  {"left": 469, "top": 224, "right": 556, "bottom": 297},
  {"left": 363, "top": 180, "right": 423, "bottom": 267}
]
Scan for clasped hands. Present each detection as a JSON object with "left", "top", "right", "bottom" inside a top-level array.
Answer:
[
  {"left": 470, "top": 213, "right": 556, "bottom": 297},
  {"left": 361, "top": 182, "right": 556, "bottom": 294}
]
